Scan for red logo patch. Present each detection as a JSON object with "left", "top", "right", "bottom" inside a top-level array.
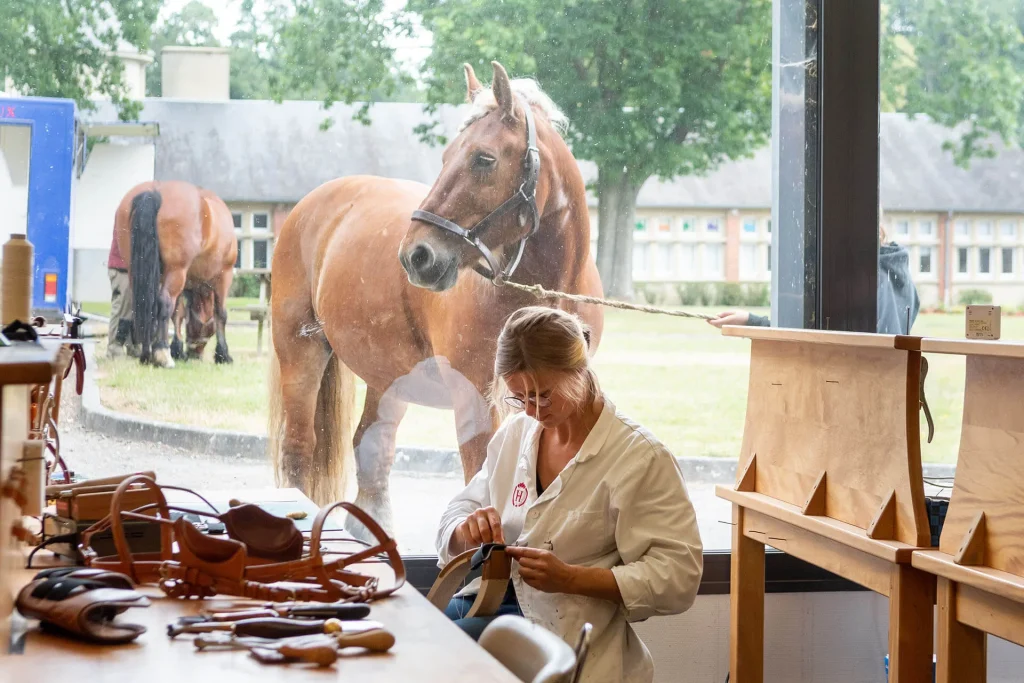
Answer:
[{"left": 512, "top": 482, "right": 529, "bottom": 508}]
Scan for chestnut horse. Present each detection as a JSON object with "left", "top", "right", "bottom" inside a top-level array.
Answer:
[
  {"left": 114, "top": 181, "right": 237, "bottom": 368},
  {"left": 268, "top": 62, "right": 604, "bottom": 538}
]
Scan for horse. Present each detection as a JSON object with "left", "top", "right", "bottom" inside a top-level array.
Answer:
[
  {"left": 268, "top": 61, "right": 605, "bottom": 539},
  {"left": 113, "top": 180, "right": 237, "bottom": 369}
]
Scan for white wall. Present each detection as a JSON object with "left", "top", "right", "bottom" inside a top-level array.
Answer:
[
  {"left": 636, "top": 592, "right": 1024, "bottom": 683},
  {"left": 0, "top": 123, "right": 31, "bottom": 244},
  {"left": 71, "top": 142, "right": 154, "bottom": 302}
]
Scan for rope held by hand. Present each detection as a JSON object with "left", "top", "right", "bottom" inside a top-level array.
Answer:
[{"left": 501, "top": 280, "right": 715, "bottom": 321}]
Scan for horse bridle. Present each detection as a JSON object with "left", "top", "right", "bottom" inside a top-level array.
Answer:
[{"left": 411, "top": 99, "right": 541, "bottom": 284}]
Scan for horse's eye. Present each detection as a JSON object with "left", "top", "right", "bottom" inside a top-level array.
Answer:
[{"left": 473, "top": 154, "right": 497, "bottom": 170}]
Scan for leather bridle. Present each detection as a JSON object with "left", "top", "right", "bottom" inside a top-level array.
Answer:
[{"left": 411, "top": 99, "right": 541, "bottom": 284}]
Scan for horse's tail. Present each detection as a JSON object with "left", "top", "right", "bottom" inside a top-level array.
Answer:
[
  {"left": 129, "top": 190, "right": 162, "bottom": 363},
  {"left": 267, "top": 337, "right": 357, "bottom": 507}
]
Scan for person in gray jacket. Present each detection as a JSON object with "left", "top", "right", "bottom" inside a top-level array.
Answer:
[{"left": 709, "top": 225, "right": 920, "bottom": 334}]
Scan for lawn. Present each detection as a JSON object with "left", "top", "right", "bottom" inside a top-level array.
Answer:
[{"left": 86, "top": 299, "right": 1019, "bottom": 464}]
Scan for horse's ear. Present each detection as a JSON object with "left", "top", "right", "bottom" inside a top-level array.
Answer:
[
  {"left": 491, "top": 61, "right": 518, "bottom": 121},
  {"left": 464, "top": 63, "right": 483, "bottom": 103}
]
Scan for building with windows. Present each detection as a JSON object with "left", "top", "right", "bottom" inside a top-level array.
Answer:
[{"left": 12, "top": 48, "right": 1019, "bottom": 307}]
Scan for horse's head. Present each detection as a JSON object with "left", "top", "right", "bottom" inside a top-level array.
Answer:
[
  {"left": 400, "top": 61, "right": 563, "bottom": 291},
  {"left": 184, "top": 288, "right": 217, "bottom": 357}
]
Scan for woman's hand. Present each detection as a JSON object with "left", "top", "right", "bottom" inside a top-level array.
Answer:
[
  {"left": 505, "top": 546, "right": 578, "bottom": 594},
  {"left": 453, "top": 506, "right": 505, "bottom": 550},
  {"left": 706, "top": 309, "right": 750, "bottom": 328}
]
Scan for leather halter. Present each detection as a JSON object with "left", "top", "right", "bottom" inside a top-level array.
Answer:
[{"left": 411, "top": 99, "right": 541, "bottom": 284}]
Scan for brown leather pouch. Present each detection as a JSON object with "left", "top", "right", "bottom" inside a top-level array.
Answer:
[{"left": 16, "top": 567, "right": 150, "bottom": 644}]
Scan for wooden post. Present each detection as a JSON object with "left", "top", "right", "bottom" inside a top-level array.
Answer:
[
  {"left": 887, "top": 564, "right": 936, "bottom": 683},
  {"left": 935, "top": 578, "right": 985, "bottom": 683},
  {"left": 256, "top": 315, "right": 264, "bottom": 357},
  {"left": 730, "top": 505, "right": 765, "bottom": 683}
]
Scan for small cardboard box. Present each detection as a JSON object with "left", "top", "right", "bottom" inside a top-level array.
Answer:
[{"left": 965, "top": 305, "right": 1001, "bottom": 340}]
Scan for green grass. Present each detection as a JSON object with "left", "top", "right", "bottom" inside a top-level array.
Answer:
[{"left": 87, "top": 300, "right": 1024, "bottom": 463}]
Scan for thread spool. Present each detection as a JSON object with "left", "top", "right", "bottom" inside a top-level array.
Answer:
[
  {"left": 20, "top": 440, "right": 46, "bottom": 516},
  {"left": 2, "top": 233, "right": 33, "bottom": 326}
]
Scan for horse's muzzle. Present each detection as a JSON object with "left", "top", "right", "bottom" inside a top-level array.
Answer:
[{"left": 399, "top": 241, "right": 459, "bottom": 292}]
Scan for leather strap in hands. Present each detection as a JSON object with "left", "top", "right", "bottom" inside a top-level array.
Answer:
[{"left": 426, "top": 543, "right": 511, "bottom": 618}]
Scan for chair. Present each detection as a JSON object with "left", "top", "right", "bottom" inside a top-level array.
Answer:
[
  {"left": 479, "top": 615, "right": 577, "bottom": 683},
  {"left": 570, "top": 622, "right": 593, "bottom": 683}
]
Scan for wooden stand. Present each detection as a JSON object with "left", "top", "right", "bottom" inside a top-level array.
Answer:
[
  {"left": 716, "top": 327, "right": 935, "bottom": 683},
  {"left": 0, "top": 341, "right": 59, "bottom": 649},
  {"left": 905, "top": 338, "right": 1024, "bottom": 683}
]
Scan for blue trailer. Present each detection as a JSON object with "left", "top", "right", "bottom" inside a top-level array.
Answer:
[{"left": 0, "top": 96, "right": 80, "bottom": 317}]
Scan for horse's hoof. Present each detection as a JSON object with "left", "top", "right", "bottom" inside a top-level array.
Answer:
[
  {"left": 170, "top": 338, "right": 185, "bottom": 360},
  {"left": 346, "top": 492, "right": 394, "bottom": 542},
  {"left": 152, "top": 348, "right": 176, "bottom": 369},
  {"left": 214, "top": 346, "right": 233, "bottom": 364}
]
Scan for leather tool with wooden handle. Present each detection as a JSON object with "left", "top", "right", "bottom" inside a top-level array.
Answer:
[
  {"left": 168, "top": 616, "right": 344, "bottom": 639},
  {"left": 195, "top": 626, "right": 396, "bottom": 655},
  {"left": 201, "top": 602, "right": 371, "bottom": 622},
  {"left": 195, "top": 633, "right": 340, "bottom": 667}
]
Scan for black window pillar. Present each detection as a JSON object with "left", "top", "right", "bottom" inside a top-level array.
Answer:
[{"left": 773, "top": 0, "right": 880, "bottom": 332}]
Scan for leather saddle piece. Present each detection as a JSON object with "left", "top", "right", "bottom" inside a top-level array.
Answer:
[
  {"left": 220, "top": 504, "right": 304, "bottom": 563},
  {"left": 79, "top": 475, "right": 406, "bottom": 603},
  {"left": 16, "top": 567, "right": 150, "bottom": 644}
]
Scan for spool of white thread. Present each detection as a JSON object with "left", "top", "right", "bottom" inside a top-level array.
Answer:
[{"left": 2, "top": 233, "right": 34, "bottom": 326}]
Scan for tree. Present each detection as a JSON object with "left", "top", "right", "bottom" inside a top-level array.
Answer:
[
  {"left": 406, "top": 0, "right": 772, "bottom": 299},
  {"left": 0, "top": 0, "right": 161, "bottom": 119},
  {"left": 882, "top": 0, "right": 1024, "bottom": 166},
  {"left": 146, "top": 0, "right": 221, "bottom": 97},
  {"left": 234, "top": 0, "right": 411, "bottom": 125}
]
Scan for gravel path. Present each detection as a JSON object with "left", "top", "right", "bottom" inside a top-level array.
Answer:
[{"left": 55, "top": 390, "right": 734, "bottom": 554}]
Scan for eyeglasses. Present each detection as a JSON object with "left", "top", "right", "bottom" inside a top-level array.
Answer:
[{"left": 504, "top": 394, "right": 552, "bottom": 410}]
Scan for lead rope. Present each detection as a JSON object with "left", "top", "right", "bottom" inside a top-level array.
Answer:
[{"left": 500, "top": 280, "right": 716, "bottom": 321}]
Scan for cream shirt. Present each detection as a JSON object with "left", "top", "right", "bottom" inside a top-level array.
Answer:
[{"left": 436, "top": 397, "right": 704, "bottom": 683}]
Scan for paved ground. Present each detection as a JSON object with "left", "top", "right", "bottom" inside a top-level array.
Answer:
[{"left": 58, "top": 387, "right": 734, "bottom": 554}]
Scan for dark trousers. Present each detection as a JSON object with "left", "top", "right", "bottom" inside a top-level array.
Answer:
[{"left": 443, "top": 583, "right": 523, "bottom": 641}]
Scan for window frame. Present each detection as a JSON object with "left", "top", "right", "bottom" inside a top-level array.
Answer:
[
  {"left": 773, "top": 0, "right": 878, "bottom": 332},
  {"left": 405, "top": 0, "right": 893, "bottom": 585}
]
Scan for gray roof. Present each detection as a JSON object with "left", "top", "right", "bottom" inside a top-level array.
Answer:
[{"left": 86, "top": 100, "right": 1024, "bottom": 212}]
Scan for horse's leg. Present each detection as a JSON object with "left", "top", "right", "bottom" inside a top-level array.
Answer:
[
  {"left": 151, "top": 268, "right": 185, "bottom": 369},
  {"left": 276, "top": 344, "right": 333, "bottom": 500},
  {"left": 449, "top": 374, "right": 499, "bottom": 484},
  {"left": 170, "top": 294, "right": 186, "bottom": 361},
  {"left": 212, "top": 271, "right": 233, "bottom": 364},
  {"left": 346, "top": 385, "right": 408, "bottom": 541}
]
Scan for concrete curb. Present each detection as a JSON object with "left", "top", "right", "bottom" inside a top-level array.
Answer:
[{"left": 77, "top": 346, "right": 957, "bottom": 481}]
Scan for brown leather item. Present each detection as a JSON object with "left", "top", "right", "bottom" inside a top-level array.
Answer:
[
  {"left": 78, "top": 475, "right": 406, "bottom": 603},
  {"left": 16, "top": 567, "right": 150, "bottom": 644},
  {"left": 220, "top": 504, "right": 304, "bottom": 562}
]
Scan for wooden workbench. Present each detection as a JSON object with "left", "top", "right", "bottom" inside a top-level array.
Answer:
[{"left": 2, "top": 487, "right": 520, "bottom": 682}]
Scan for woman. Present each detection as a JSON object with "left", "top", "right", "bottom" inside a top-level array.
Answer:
[{"left": 436, "top": 306, "right": 703, "bottom": 683}]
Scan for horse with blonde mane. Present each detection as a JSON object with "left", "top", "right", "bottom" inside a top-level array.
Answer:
[{"left": 268, "top": 62, "right": 604, "bottom": 538}]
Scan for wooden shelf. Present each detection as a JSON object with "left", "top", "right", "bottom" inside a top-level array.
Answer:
[
  {"left": 717, "top": 487, "right": 917, "bottom": 564},
  {"left": 721, "top": 325, "right": 899, "bottom": 348},
  {"left": 0, "top": 341, "right": 60, "bottom": 387},
  {"left": 913, "top": 551, "right": 1024, "bottom": 606}
]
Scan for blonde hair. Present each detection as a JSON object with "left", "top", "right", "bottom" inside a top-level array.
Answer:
[{"left": 490, "top": 306, "right": 600, "bottom": 418}]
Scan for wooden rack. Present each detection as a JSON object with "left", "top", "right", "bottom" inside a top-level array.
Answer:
[
  {"left": 901, "top": 338, "right": 1024, "bottom": 683},
  {"left": 0, "top": 341, "right": 60, "bottom": 649},
  {"left": 716, "top": 327, "right": 935, "bottom": 683}
]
